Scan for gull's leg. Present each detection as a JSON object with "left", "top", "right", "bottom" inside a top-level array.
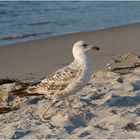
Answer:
[
  {"left": 65, "top": 97, "right": 79, "bottom": 115},
  {"left": 39, "top": 99, "right": 57, "bottom": 121},
  {"left": 65, "top": 97, "right": 73, "bottom": 109}
]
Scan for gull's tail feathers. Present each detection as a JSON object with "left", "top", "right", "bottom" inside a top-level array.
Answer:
[{"left": 11, "top": 90, "right": 44, "bottom": 97}]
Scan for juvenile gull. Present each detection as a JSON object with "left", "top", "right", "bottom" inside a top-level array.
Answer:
[{"left": 14, "top": 41, "right": 100, "bottom": 120}]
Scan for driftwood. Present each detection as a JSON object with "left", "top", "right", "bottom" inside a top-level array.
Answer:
[
  {"left": 0, "top": 78, "right": 43, "bottom": 99},
  {"left": 0, "top": 78, "right": 41, "bottom": 86},
  {"left": 0, "top": 78, "right": 26, "bottom": 86},
  {"left": 107, "top": 53, "right": 140, "bottom": 75},
  {"left": 110, "top": 62, "right": 140, "bottom": 75}
]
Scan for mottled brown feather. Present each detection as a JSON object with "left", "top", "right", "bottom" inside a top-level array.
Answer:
[{"left": 26, "top": 62, "right": 81, "bottom": 97}]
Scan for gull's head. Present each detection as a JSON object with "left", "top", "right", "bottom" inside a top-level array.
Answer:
[{"left": 72, "top": 40, "right": 100, "bottom": 59}]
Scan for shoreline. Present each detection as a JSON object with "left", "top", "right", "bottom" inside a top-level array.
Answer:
[
  {"left": 0, "top": 23, "right": 140, "bottom": 82},
  {"left": 1, "top": 22, "right": 140, "bottom": 49}
]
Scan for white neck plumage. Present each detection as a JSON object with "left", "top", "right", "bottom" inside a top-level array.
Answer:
[
  {"left": 73, "top": 50, "right": 89, "bottom": 64},
  {"left": 73, "top": 51, "right": 90, "bottom": 86}
]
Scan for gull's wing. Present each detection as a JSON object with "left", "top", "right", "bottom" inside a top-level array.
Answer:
[{"left": 27, "top": 64, "right": 79, "bottom": 96}]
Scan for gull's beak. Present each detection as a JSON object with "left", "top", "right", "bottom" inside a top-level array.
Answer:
[{"left": 90, "top": 45, "right": 100, "bottom": 50}]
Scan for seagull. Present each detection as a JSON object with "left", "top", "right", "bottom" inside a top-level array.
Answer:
[{"left": 12, "top": 41, "right": 100, "bottom": 120}]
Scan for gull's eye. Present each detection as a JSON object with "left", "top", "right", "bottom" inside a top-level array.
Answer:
[{"left": 82, "top": 44, "right": 87, "bottom": 48}]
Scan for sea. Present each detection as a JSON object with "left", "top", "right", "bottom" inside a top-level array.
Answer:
[{"left": 0, "top": 1, "right": 140, "bottom": 47}]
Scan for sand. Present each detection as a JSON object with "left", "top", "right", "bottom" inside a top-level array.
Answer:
[{"left": 0, "top": 23, "right": 140, "bottom": 139}]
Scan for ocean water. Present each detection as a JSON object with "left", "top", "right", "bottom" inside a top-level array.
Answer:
[{"left": 0, "top": 1, "right": 140, "bottom": 46}]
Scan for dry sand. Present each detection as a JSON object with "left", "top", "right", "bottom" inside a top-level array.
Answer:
[{"left": 0, "top": 23, "right": 140, "bottom": 139}]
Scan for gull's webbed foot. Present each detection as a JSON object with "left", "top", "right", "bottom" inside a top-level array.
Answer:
[{"left": 39, "top": 99, "right": 57, "bottom": 122}]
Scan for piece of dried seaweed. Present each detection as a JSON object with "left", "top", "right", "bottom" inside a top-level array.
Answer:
[{"left": 122, "top": 122, "right": 140, "bottom": 132}]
